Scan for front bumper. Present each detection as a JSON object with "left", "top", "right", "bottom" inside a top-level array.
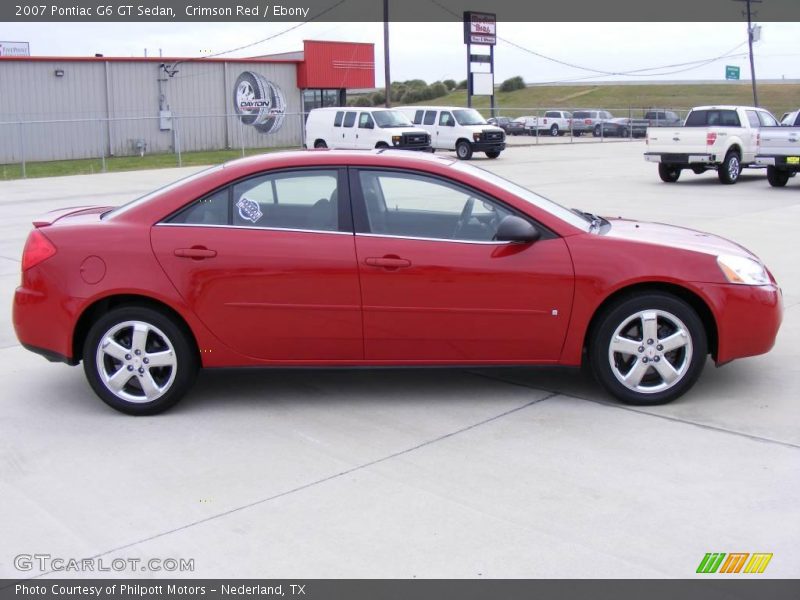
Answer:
[
  {"left": 699, "top": 282, "right": 783, "bottom": 365},
  {"left": 472, "top": 141, "right": 506, "bottom": 153}
]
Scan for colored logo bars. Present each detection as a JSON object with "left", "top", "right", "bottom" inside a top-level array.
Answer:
[{"left": 697, "top": 553, "right": 773, "bottom": 574}]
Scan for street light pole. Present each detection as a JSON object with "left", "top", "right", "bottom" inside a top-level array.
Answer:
[
  {"left": 733, "top": 0, "right": 762, "bottom": 106},
  {"left": 383, "top": 0, "right": 391, "bottom": 107}
]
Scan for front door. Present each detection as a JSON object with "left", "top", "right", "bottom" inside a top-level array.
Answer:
[
  {"left": 151, "top": 168, "right": 363, "bottom": 362},
  {"left": 351, "top": 168, "right": 575, "bottom": 363}
]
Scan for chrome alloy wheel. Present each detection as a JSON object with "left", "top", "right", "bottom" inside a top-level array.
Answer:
[
  {"left": 607, "top": 309, "right": 693, "bottom": 394},
  {"left": 95, "top": 320, "right": 177, "bottom": 403},
  {"left": 728, "top": 155, "right": 740, "bottom": 180}
]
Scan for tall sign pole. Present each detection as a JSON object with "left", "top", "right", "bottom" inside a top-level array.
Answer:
[
  {"left": 463, "top": 12, "right": 496, "bottom": 112},
  {"left": 733, "top": 0, "right": 762, "bottom": 106},
  {"left": 383, "top": 0, "right": 391, "bottom": 107}
]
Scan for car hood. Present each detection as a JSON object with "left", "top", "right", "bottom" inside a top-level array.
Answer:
[{"left": 604, "top": 218, "right": 757, "bottom": 260}]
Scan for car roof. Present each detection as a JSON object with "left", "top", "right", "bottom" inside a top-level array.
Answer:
[
  {"left": 309, "top": 107, "right": 399, "bottom": 113},
  {"left": 398, "top": 106, "right": 479, "bottom": 111},
  {"left": 223, "top": 149, "right": 457, "bottom": 171},
  {"left": 691, "top": 105, "right": 761, "bottom": 111}
]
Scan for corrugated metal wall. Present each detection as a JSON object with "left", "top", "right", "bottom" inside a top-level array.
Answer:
[{"left": 0, "top": 59, "right": 301, "bottom": 163}]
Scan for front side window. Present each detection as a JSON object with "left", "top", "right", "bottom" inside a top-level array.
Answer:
[
  {"left": 439, "top": 111, "right": 455, "bottom": 126},
  {"left": 746, "top": 110, "right": 761, "bottom": 128},
  {"left": 168, "top": 170, "right": 341, "bottom": 233},
  {"left": 359, "top": 112, "right": 374, "bottom": 129},
  {"left": 358, "top": 170, "right": 514, "bottom": 242}
]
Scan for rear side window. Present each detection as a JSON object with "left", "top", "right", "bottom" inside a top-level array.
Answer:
[
  {"left": 168, "top": 188, "right": 229, "bottom": 225},
  {"left": 333, "top": 111, "right": 344, "bottom": 127},
  {"left": 343, "top": 112, "right": 357, "bottom": 127},
  {"left": 413, "top": 110, "right": 424, "bottom": 124},
  {"left": 423, "top": 111, "right": 437, "bottom": 125}
]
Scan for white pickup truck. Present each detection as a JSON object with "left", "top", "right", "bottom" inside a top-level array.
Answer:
[
  {"left": 755, "top": 109, "right": 800, "bottom": 187},
  {"left": 644, "top": 105, "right": 780, "bottom": 184}
]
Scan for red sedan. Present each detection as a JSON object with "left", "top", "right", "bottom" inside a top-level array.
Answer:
[{"left": 13, "top": 150, "right": 782, "bottom": 415}]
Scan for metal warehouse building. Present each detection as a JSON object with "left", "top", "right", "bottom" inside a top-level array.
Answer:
[{"left": 0, "top": 40, "right": 375, "bottom": 164}]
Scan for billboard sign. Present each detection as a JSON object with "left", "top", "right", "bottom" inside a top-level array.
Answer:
[
  {"left": 0, "top": 41, "right": 30, "bottom": 56},
  {"left": 464, "top": 12, "right": 496, "bottom": 46},
  {"left": 232, "top": 71, "right": 286, "bottom": 134}
]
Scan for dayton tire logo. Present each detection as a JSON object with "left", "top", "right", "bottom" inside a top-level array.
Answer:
[
  {"left": 233, "top": 71, "right": 286, "bottom": 134},
  {"left": 696, "top": 552, "right": 772, "bottom": 574}
]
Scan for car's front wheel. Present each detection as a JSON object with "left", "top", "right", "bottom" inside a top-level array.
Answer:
[
  {"left": 590, "top": 293, "right": 707, "bottom": 405},
  {"left": 456, "top": 140, "right": 473, "bottom": 160},
  {"left": 83, "top": 306, "right": 198, "bottom": 415},
  {"left": 766, "top": 166, "right": 790, "bottom": 187},
  {"left": 485, "top": 151, "right": 501, "bottom": 159}
]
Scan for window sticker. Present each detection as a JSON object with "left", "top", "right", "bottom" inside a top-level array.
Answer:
[{"left": 236, "top": 195, "right": 263, "bottom": 224}]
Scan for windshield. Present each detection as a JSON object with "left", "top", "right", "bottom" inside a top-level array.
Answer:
[
  {"left": 453, "top": 109, "right": 487, "bottom": 126},
  {"left": 103, "top": 165, "right": 222, "bottom": 219},
  {"left": 452, "top": 162, "right": 592, "bottom": 232},
  {"left": 373, "top": 110, "right": 413, "bottom": 128}
]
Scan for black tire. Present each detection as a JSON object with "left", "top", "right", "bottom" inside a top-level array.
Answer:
[
  {"left": 83, "top": 306, "right": 198, "bottom": 415},
  {"left": 594, "top": 125, "right": 602, "bottom": 137},
  {"left": 314, "top": 140, "right": 327, "bottom": 149},
  {"left": 620, "top": 127, "right": 629, "bottom": 138},
  {"left": 589, "top": 293, "right": 707, "bottom": 405},
  {"left": 658, "top": 163, "right": 681, "bottom": 183},
  {"left": 766, "top": 166, "right": 790, "bottom": 187},
  {"left": 485, "top": 151, "right": 501, "bottom": 159},
  {"left": 691, "top": 165, "right": 706, "bottom": 175},
  {"left": 550, "top": 124, "right": 559, "bottom": 137},
  {"left": 456, "top": 140, "right": 473, "bottom": 160},
  {"left": 718, "top": 150, "right": 741, "bottom": 184},
  {"left": 375, "top": 142, "right": 389, "bottom": 149},
  {"left": 573, "top": 131, "right": 581, "bottom": 137}
]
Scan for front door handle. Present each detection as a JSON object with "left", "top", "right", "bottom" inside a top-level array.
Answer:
[
  {"left": 174, "top": 247, "right": 217, "bottom": 260},
  {"left": 364, "top": 256, "right": 411, "bottom": 270}
]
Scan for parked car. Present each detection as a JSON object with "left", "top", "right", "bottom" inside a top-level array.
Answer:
[
  {"left": 399, "top": 106, "right": 506, "bottom": 159},
  {"left": 756, "top": 119, "right": 800, "bottom": 186},
  {"left": 643, "top": 110, "right": 682, "bottom": 127},
  {"left": 520, "top": 110, "right": 573, "bottom": 136},
  {"left": 13, "top": 150, "right": 782, "bottom": 415},
  {"left": 644, "top": 105, "right": 780, "bottom": 184},
  {"left": 305, "top": 107, "right": 431, "bottom": 151},
  {"left": 598, "top": 117, "right": 649, "bottom": 138},
  {"left": 487, "top": 117, "right": 527, "bottom": 136},
  {"left": 571, "top": 109, "right": 614, "bottom": 136}
]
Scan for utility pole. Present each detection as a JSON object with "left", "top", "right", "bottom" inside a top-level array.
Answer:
[
  {"left": 732, "top": 0, "right": 762, "bottom": 106},
  {"left": 383, "top": 0, "right": 391, "bottom": 107}
]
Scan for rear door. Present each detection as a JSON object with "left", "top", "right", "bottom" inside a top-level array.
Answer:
[
  {"left": 151, "top": 167, "right": 363, "bottom": 362},
  {"left": 350, "top": 168, "right": 575, "bottom": 363}
]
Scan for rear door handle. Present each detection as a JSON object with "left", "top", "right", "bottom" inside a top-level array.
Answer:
[
  {"left": 174, "top": 247, "right": 217, "bottom": 260},
  {"left": 364, "top": 256, "right": 411, "bottom": 269}
]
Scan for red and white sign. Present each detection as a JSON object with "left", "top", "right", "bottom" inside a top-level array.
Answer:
[{"left": 464, "top": 12, "right": 496, "bottom": 46}]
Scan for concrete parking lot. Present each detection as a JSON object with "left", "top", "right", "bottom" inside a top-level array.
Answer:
[{"left": 1, "top": 141, "right": 798, "bottom": 579}]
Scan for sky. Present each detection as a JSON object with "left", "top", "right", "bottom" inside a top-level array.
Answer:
[{"left": 3, "top": 21, "right": 799, "bottom": 84}]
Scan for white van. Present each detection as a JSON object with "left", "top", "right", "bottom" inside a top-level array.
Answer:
[
  {"left": 304, "top": 107, "right": 431, "bottom": 151},
  {"left": 398, "top": 106, "right": 506, "bottom": 159}
]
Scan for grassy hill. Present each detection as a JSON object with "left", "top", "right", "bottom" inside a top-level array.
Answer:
[{"left": 404, "top": 83, "right": 799, "bottom": 119}]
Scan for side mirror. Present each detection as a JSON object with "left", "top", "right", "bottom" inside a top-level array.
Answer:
[{"left": 495, "top": 216, "right": 541, "bottom": 243}]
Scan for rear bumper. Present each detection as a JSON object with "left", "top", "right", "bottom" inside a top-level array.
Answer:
[
  {"left": 14, "top": 284, "right": 80, "bottom": 365},
  {"left": 755, "top": 154, "right": 800, "bottom": 170},
  {"left": 644, "top": 152, "right": 715, "bottom": 164}
]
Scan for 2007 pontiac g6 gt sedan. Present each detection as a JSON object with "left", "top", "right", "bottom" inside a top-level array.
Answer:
[{"left": 13, "top": 150, "right": 782, "bottom": 415}]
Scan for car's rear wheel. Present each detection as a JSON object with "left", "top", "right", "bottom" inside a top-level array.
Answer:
[
  {"left": 550, "top": 124, "right": 559, "bottom": 136},
  {"left": 83, "top": 306, "right": 198, "bottom": 415},
  {"left": 590, "top": 293, "right": 707, "bottom": 405},
  {"left": 594, "top": 125, "right": 602, "bottom": 137},
  {"left": 718, "top": 151, "right": 741, "bottom": 184},
  {"left": 766, "top": 166, "right": 790, "bottom": 187},
  {"left": 658, "top": 163, "right": 681, "bottom": 183},
  {"left": 314, "top": 140, "right": 327, "bottom": 149},
  {"left": 456, "top": 140, "right": 473, "bottom": 160}
]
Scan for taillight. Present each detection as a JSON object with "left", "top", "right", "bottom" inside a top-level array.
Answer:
[
  {"left": 543, "top": 118, "right": 548, "bottom": 124},
  {"left": 756, "top": 132, "right": 761, "bottom": 147},
  {"left": 21, "top": 229, "right": 56, "bottom": 271},
  {"left": 706, "top": 132, "right": 717, "bottom": 145}
]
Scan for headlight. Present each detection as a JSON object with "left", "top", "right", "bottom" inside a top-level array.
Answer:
[
  {"left": 473, "top": 132, "right": 481, "bottom": 142},
  {"left": 717, "top": 255, "right": 770, "bottom": 285},
  {"left": 392, "top": 135, "right": 401, "bottom": 145}
]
